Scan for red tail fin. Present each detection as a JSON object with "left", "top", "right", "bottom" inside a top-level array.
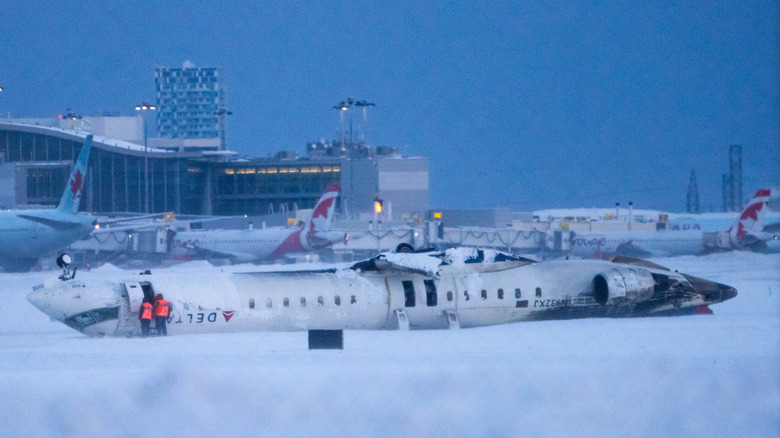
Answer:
[
  {"left": 729, "top": 189, "right": 771, "bottom": 247},
  {"left": 306, "top": 183, "right": 340, "bottom": 235}
]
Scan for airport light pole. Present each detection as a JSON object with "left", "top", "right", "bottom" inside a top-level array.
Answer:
[
  {"left": 215, "top": 107, "right": 232, "bottom": 151},
  {"left": 354, "top": 99, "right": 375, "bottom": 143},
  {"left": 0, "top": 86, "right": 5, "bottom": 119},
  {"left": 332, "top": 99, "right": 353, "bottom": 147},
  {"left": 332, "top": 97, "right": 375, "bottom": 219},
  {"left": 135, "top": 102, "right": 156, "bottom": 213},
  {"left": 333, "top": 98, "right": 356, "bottom": 217}
]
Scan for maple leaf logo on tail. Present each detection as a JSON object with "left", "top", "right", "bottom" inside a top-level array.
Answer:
[
  {"left": 70, "top": 170, "right": 83, "bottom": 198},
  {"left": 729, "top": 189, "right": 771, "bottom": 247},
  {"left": 56, "top": 135, "right": 92, "bottom": 214},
  {"left": 306, "top": 183, "right": 340, "bottom": 236}
]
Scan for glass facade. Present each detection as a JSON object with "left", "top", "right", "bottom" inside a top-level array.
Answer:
[
  {"left": 0, "top": 127, "right": 341, "bottom": 216},
  {"left": 213, "top": 163, "right": 341, "bottom": 216},
  {"left": 26, "top": 167, "right": 68, "bottom": 205},
  {"left": 89, "top": 147, "right": 203, "bottom": 214},
  {"left": 2, "top": 130, "right": 77, "bottom": 163}
]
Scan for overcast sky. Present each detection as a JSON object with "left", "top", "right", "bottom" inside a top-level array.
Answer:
[{"left": 1, "top": 1, "right": 777, "bottom": 212}]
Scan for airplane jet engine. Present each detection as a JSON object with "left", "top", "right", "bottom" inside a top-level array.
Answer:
[{"left": 592, "top": 267, "right": 655, "bottom": 305}]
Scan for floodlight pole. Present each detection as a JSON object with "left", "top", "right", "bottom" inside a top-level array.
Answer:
[{"left": 135, "top": 102, "right": 156, "bottom": 213}]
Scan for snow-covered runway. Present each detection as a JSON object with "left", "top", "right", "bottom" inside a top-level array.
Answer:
[{"left": 1, "top": 252, "right": 777, "bottom": 437}]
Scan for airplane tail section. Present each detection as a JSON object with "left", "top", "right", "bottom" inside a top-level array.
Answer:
[
  {"left": 265, "top": 184, "right": 341, "bottom": 260},
  {"left": 56, "top": 135, "right": 92, "bottom": 214},
  {"left": 728, "top": 189, "right": 771, "bottom": 248},
  {"left": 304, "top": 183, "right": 340, "bottom": 236}
]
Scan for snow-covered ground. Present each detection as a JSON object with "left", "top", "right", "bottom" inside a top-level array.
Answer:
[{"left": 1, "top": 252, "right": 778, "bottom": 437}]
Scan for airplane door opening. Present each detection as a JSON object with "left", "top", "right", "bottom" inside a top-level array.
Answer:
[
  {"left": 117, "top": 282, "right": 146, "bottom": 336},
  {"left": 424, "top": 279, "right": 437, "bottom": 307},
  {"left": 140, "top": 282, "right": 156, "bottom": 302},
  {"left": 403, "top": 280, "right": 416, "bottom": 307}
]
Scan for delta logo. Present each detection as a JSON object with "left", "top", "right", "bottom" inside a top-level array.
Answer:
[{"left": 222, "top": 311, "right": 236, "bottom": 322}]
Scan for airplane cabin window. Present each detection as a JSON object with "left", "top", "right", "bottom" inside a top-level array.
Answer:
[
  {"left": 447, "top": 291, "right": 453, "bottom": 301},
  {"left": 249, "top": 299, "right": 255, "bottom": 309},
  {"left": 300, "top": 297, "right": 306, "bottom": 307},
  {"left": 515, "top": 288, "right": 521, "bottom": 298},
  {"left": 536, "top": 287, "right": 542, "bottom": 298},
  {"left": 498, "top": 288, "right": 504, "bottom": 299},
  {"left": 266, "top": 298, "right": 272, "bottom": 308},
  {"left": 464, "top": 291, "right": 470, "bottom": 301},
  {"left": 318, "top": 296, "right": 324, "bottom": 306},
  {"left": 335, "top": 296, "right": 341, "bottom": 306},
  {"left": 481, "top": 289, "right": 487, "bottom": 300},
  {"left": 283, "top": 297, "right": 289, "bottom": 307},
  {"left": 424, "top": 279, "right": 437, "bottom": 307},
  {"left": 350, "top": 295, "right": 357, "bottom": 304},
  {"left": 402, "top": 280, "right": 416, "bottom": 307}
]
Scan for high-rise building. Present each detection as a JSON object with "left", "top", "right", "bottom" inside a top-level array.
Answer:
[{"left": 155, "top": 61, "right": 224, "bottom": 141}]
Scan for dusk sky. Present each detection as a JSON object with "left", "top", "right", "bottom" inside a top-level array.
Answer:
[{"left": 1, "top": 1, "right": 777, "bottom": 212}]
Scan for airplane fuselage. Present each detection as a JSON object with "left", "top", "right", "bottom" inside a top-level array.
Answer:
[
  {"left": 0, "top": 134, "right": 95, "bottom": 271},
  {"left": 570, "top": 189, "right": 772, "bottom": 258},
  {"left": 171, "top": 227, "right": 345, "bottom": 263},
  {"left": 28, "top": 250, "right": 736, "bottom": 338},
  {"left": 570, "top": 230, "right": 707, "bottom": 258},
  {"left": 0, "top": 210, "right": 94, "bottom": 269},
  {"left": 172, "top": 228, "right": 304, "bottom": 262}
]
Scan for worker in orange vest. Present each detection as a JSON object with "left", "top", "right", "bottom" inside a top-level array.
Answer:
[
  {"left": 139, "top": 299, "right": 153, "bottom": 337},
  {"left": 154, "top": 293, "right": 171, "bottom": 336}
]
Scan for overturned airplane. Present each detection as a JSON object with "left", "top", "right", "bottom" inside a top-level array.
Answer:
[{"left": 27, "top": 247, "right": 736, "bottom": 348}]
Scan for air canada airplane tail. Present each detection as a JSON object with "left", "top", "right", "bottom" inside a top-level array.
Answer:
[
  {"left": 172, "top": 183, "right": 344, "bottom": 263},
  {"left": 1, "top": 135, "right": 95, "bottom": 271},
  {"left": 56, "top": 134, "right": 92, "bottom": 215},
  {"left": 265, "top": 183, "right": 343, "bottom": 260},
  {"left": 728, "top": 189, "right": 771, "bottom": 248},
  {"left": 304, "top": 182, "right": 340, "bottom": 238}
]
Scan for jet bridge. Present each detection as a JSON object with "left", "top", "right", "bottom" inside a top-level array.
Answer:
[{"left": 427, "top": 222, "right": 550, "bottom": 253}]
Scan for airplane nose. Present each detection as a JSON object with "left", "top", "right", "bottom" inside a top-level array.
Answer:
[
  {"left": 27, "top": 288, "right": 50, "bottom": 312},
  {"left": 681, "top": 273, "right": 738, "bottom": 303},
  {"left": 718, "top": 284, "right": 738, "bottom": 302}
]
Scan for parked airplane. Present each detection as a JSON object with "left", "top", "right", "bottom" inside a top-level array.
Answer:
[
  {"left": 0, "top": 135, "right": 94, "bottom": 271},
  {"left": 170, "top": 183, "right": 346, "bottom": 263},
  {"left": 569, "top": 189, "right": 772, "bottom": 258},
  {"left": 28, "top": 247, "right": 736, "bottom": 348}
]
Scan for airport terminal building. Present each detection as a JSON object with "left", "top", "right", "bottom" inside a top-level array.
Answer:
[{"left": 0, "top": 121, "right": 428, "bottom": 220}]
